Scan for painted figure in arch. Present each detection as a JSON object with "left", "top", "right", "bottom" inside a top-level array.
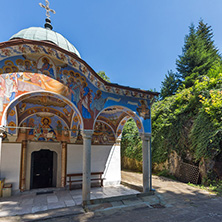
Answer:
[
  {"left": 28, "top": 118, "right": 35, "bottom": 135},
  {"left": 91, "top": 90, "right": 107, "bottom": 118},
  {"left": 4, "top": 73, "right": 18, "bottom": 102},
  {"left": 0, "top": 76, "right": 5, "bottom": 112},
  {"left": 3, "top": 66, "right": 12, "bottom": 74},
  {"left": 16, "top": 59, "right": 25, "bottom": 72},
  {"left": 38, "top": 117, "right": 57, "bottom": 141},
  {"left": 24, "top": 60, "right": 33, "bottom": 72},
  {"left": 137, "top": 100, "right": 150, "bottom": 120},
  {"left": 78, "top": 81, "right": 92, "bottom": 119},
  {"left": 56, "top": 120, "right": 63, "bottom": 136},
  {"left": 40, "top": 57, "right": 55, "bottom": 78},
  {"left": 64, "top": 126, "right": 69, "bottom": 137},
  {"left": 69, "top": 77, "right": 81, "bottom": 105}
]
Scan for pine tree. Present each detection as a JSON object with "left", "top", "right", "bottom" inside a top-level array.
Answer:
[
  {"left": 176, "top": 21, "right": 221, "bottom": 88},
  {"left": 160, "top": 70, "right": 181, "bottom": 99}
]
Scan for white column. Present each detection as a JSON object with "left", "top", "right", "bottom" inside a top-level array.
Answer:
[
  {"left": 81, "top": 129, "right": 93, "bottom": 204},
  {"left": 140, "top": 132, "right": 152, "bottom": 193}
]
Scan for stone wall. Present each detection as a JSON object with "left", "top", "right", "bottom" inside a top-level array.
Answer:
[{"left": 121, "top": 156, "right": 142, "bottom": 172}]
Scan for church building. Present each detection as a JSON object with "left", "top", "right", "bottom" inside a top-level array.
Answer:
[{"left": 0, "top": 1, "right": 158, "bottom": 203}]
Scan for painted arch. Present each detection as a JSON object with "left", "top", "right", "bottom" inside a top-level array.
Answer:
[{"left": 0, "top": 39, "right": 157, "bottom": 143}]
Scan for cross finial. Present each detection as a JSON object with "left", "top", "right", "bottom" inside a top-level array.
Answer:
[{"left": 39, "top": 0, "right": 56, "bottom": 19}]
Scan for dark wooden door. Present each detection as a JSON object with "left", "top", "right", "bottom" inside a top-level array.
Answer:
[{"left": 31, "top": 150, "right": 53, "bottom": 189}]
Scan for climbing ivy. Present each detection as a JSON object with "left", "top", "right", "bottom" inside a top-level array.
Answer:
[{"left": 152, "top": 74, "right": 222, "bottom": 164}]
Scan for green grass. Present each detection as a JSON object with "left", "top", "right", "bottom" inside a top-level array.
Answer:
[{"left": 188, "top": 180, "right": 222, "bottom": 196}]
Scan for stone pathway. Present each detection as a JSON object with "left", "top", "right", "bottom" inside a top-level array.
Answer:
[
  {"left": 121, "top": 171, "right": 215, "bottom": 207},
  {"left": 1, "top": 171, "right": 221, "bottom": 222},
  {"left": 0, "top": 185, "right": 139, "bottom": 218}
]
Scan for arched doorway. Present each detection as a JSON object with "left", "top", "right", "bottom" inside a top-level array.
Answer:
[{"left": 30, "top": 149, "right": 57, "bottom": 189}]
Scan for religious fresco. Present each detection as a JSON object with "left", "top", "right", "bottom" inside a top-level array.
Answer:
[
  {"left": 75, "top": 121, "right": 115, "bottom": 145},
  {"left": 98, "top": 106, "right": 144, "bottom": 134},
  {"left": 17, "top": 115, "right": 70, "bottom": 142},
  {"left": 6, "top": 106, "right": 17, "bottom": 135},
  {"left": 116, "top": 116, "right": 131, "bottom": 138},
  {"left": 0, "top": 47, "right": 153, "bottom": 143},
  {"left": 0, "top": 44, "right": 153, "bottom": 99},
  {"left": 137, "top": 100, "right": 150, "bottom": 120}
]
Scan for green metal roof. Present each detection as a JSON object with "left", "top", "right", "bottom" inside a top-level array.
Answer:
[{"left": 10, "top": 27, "right": 81, "bottom": 58}]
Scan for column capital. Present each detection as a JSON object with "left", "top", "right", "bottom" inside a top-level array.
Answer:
[
  {"left": 116, "top": 137, "right": 121, "bottom": 144},
  {"left": 81, "top": 130, "right": 94, "bottom": 139},
  {"left": 140, "top": 132, "right": 151, "bottom": 141}
]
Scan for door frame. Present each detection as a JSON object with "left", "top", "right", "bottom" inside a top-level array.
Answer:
[{"left": 20, "top": 141, "right": 64, "bottom": 190}]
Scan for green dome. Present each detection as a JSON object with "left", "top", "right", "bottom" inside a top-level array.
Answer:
[{"left": 10, "top": 27, "right": 81, "bottom": 58}]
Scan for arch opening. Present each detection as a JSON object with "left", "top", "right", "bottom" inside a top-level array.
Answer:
[
  {"left": 93, "top": 105, "right": 144, "bottom": 140},
  {"left": 2, "top": 91, "right": 83, "bottom": 143}
]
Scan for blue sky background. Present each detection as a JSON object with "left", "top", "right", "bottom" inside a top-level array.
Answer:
[{"left": 1, "top": 0, "right": 222, "bottom": 92}]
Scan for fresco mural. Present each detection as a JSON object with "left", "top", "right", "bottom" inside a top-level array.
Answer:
[
  {"left": 75, "top": 121, "right": 115, "bottom": 145},
  {"left": 97, "top": 106, "right": 143, "bottom": 134},
  {"left": 17, "top": 115, "right": 70, "bottom": 142},
  {"left": 0, "top": 46, "right": 154, "bottom": 143},
  {"left": 116, "top": 116, "right": 131, "bottom": 138},
  {"left": 93, "top": 121, "right": 115, "bottom": 144}
]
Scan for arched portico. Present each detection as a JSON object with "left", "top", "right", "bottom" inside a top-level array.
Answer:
[
  {"left": 78, "top": 105, "right": 152, "bottom": 203},
  {"left": 0, "top": 39, "right": 158, "bottom": 204}
]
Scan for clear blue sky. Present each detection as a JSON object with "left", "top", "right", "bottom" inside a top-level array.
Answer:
[{"left": 1, "top": 0, "right": 222, "bottom": 92}]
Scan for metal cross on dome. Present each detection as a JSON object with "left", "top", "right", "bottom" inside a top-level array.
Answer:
[{"left": 39, "top": 0, "right": 56, "bottom": 19}]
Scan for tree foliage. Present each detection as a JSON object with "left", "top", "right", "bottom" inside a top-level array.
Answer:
[
  {"left": 121, "top": 20, "right": 222, "bottom": 183},
  {"left": 97, "top": 71, "right": 111, "bottom": 82},
  {"left": 152, "top": 73, "right": 222, "bottom": 164},
  {"left": 121, "top": 118, "right": 142, "bottom": 162},
  {"left": 160, "top": 70, "right": 181, "bottom": 99},
  {"left": 176, "top": 20, "right": 221, "bottom": 88}
]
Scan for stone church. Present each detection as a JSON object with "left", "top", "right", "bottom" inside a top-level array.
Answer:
[{"left": 0, "top": 1, "right": 158, "bottom": 202}]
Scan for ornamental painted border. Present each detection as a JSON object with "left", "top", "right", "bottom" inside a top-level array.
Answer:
[{"left": 0, "top": 41, "right": 157, "bottom": 100}]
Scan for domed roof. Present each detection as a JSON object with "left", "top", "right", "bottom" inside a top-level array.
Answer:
[{"left": 10, "top": 27, "right": 81, "bottom": 58}]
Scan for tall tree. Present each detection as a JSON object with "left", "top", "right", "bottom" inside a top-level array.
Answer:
[
  {"left": 160, "top": 70, "right": 181, "bottom": 99},
  {"left": 176, "top": 21, "right": 221, "bottom": 88}
]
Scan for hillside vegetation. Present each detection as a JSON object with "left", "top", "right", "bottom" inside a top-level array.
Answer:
[{"left": 122, "top": 20, "right": 222, "bottom": 184}]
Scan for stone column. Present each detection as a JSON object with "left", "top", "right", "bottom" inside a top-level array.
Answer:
[
  {"left": 140, "top": 133, "right": 152, "bottom": 193},
  {"left": 81, "top": 130, "right": 93, "bottom": 204},
  {"left": 20, "top": 140, "right": 27, "bottom": 191},
  {"left": 61, "top": 142, "right": 67, "bottom": 187}
]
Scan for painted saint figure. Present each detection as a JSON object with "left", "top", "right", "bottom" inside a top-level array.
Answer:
[
  {"left": 38, "top": 117, "right": 57, "bottom": 141},
  {"left": 4, "top": 73, "right": 18, "bottom": 102},
  {"left": 78, "top": 81, "right": 92, "bottom": 119},
  {"left": 56, "top": 120, "right": 63, "bottom": 136},
  {"left": 0, "top": 76, "right": 5, "bottom": 112},
  {"left": 40, "top": 57, "right": 55, "bottom": 78},
  {"left": 136, "top": 100, "right": 150, "bottom": 120},
  {"left": 91, "top": 90, "right": 107, "bottom": 118}
]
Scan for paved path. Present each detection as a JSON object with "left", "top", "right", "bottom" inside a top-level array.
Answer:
[
  {"left": 0, "top": 185, "right": 139, "bottom": 219},
  {"left": 121, "top": 171, "right": 215, "bottom": 207},
  {"left": 46, "top": 172, "right": 222, "bottom": 222},
  {"left": 1, "top": 171, "right": 222, "bottom": 221}
]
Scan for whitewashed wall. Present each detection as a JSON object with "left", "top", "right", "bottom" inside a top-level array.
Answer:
[
  {"left": 103, "top": 143, "right": 121, "bottom": 186},
  {"left": 1, "top": 143, "right": 21, "bottom": 193},
  {"left": 1, "top": 143, "right": 121, "bottom": 194},
  {"left": 67, "top": 144, "right": 121, "bottom": 186}
]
